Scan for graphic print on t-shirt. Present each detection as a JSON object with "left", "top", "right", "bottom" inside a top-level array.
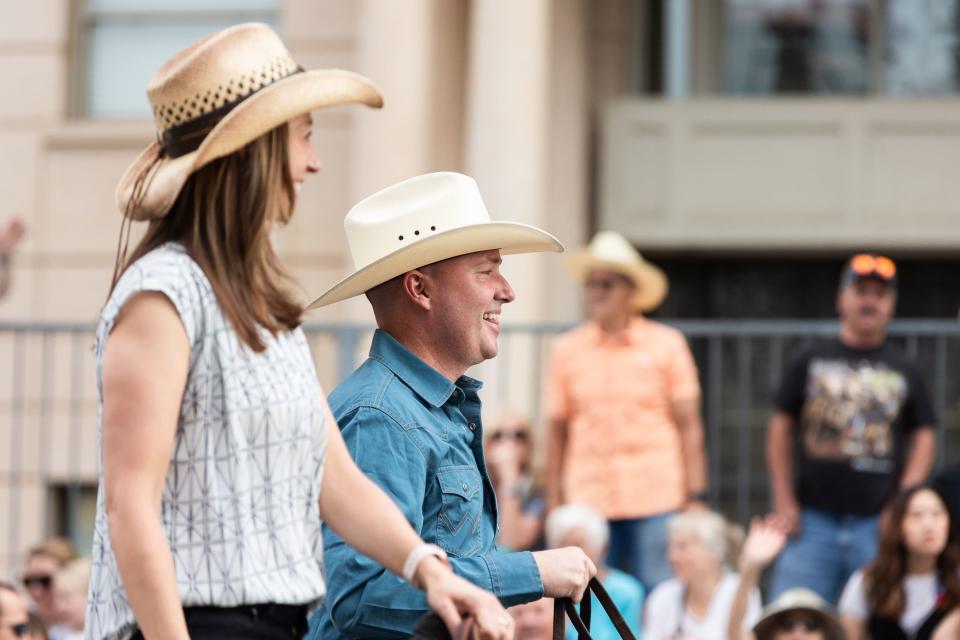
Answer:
[{"left": 800, "top": 358, "right": 907, "bottom": 473}]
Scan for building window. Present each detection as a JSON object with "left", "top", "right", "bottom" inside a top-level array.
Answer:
[
  {"left": 72, "top": 0, "right": 279, "bottom": 119},
  {"left": 723, "top": 0, "right": 960, "bottom": 96},
  {"left": 885, "top": 0, "right": 960, "bottom": 95},
  {"left": 725, "top": 0, "right": 871, "bottom": 95},
  {"left": 47, "top": 483, "right": 98, "bottom": 556}
]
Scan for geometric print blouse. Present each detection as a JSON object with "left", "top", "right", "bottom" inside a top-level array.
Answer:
[{"left": 85, "top": 243, "right": 329, "bottom": 639}]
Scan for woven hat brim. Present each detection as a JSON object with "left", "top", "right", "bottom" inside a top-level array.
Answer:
[
  {"left": 116, "top": 69, "right": 383, "bottom": 220},
  {"left": 567, "top": 251, "right": 668, "bottom": 312},
  {"left": 307, "top": 222, "right": 563, "bottom": 309},
  {"left": 753, "top": 607, "right": 844, "bottom": 640}
]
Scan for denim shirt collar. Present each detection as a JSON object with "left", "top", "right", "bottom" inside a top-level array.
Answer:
[{"left": 369, "top": 329, "right": 483, "bottom": 408}]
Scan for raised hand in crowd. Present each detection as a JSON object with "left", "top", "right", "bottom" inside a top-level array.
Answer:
[
  {"left": 739, "top": 514, "right": 791, "bottom": 577},
  {"left": 0, "top": 215, "right": 25, "bottom": 253},
  {"left": 0, "top": 215, "right": 26, "bottom": 299},
  {"left": 727, "top": 514, "right": 791, "bottom": 640},
  {"left": 486, "top": 431, "right": 524, "bottom": 487}
]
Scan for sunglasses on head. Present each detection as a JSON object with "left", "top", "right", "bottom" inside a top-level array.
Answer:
[
  {"left": 850, "top": 254, "right": 896, "bottom": 280},
  {"left": 22, "top": 574, "right": 52, "bottom": 589},
  {"left": 489, "top": 430, "right": 528, "bottom": 443},
  {"left": 778, "top": 616, "right": 821, "bottom": 632}
]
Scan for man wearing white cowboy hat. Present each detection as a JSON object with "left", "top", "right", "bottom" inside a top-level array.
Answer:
[
  {"left": 543, "top": 231, "right": 708, "bottom": 592},
  {"left": 306, "top": 171, "right": 597, "bottom": 639}
]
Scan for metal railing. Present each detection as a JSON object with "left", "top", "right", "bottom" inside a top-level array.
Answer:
[{"left": 3, "top": 319, "right": 960, "bottom": 579}]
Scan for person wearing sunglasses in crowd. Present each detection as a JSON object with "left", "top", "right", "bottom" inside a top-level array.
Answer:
[
  {"left": 485, "top": 410, "right": 546, "bottom": 551},
  {"left": 766, "top": 254, "right": 936, "bottom": 605},
  {"left": 0, "top": 583, "right": 31, "bottom": 640},
  {"left": 544, "top": 231, "right": 708, "bottom": 593},
  {"left": 838, "top": 484, "right": 960, "bottom": 640},
  {"left": 20, "top": 539, "right": 75, "bottom": 639}
]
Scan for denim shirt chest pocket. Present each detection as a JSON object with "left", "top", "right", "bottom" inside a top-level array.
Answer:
[{"left": 436, "top": 465, "right": 483, "bottom": 557}]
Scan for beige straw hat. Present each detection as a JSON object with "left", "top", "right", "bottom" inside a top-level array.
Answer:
[
  {"left": 116, "top": 22, "right": 383, "bottom": 220},
  {"left": 567, "top": 230, "right": 668, "bottom": 312},
  {"left": 753, "top": 588, "right": 844, "bottom": 640},
  {"left": 308, "top": 172, "right": 562, "bottom": 309}
]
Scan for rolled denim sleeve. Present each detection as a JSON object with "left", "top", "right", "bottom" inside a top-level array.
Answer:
[
  {"left": 317, "top": 406, "right": 542, "bottom": 638},
  {"left": 477, "top": 549, "right": 543, "bottom": 606}
]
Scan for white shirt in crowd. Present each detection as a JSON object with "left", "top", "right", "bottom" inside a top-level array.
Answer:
[
  {"left": 839, "top": 569, "right": 939, "bottom": 635},
  {"left": 643, "top": 572, "right": 762, "bottom": 640}
]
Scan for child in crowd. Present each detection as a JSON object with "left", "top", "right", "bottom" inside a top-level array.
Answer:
[
  {"left": 644, "top": 510, "right": 761, "bottom": 640},
  {"left": 546, "top": 504, "right": 644, "bottom": 639},
  {"left": 839, "top": 484, "right": 960, "bottom": 640}
]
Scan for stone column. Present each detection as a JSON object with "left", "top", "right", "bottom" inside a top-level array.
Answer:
[{"left": 464, "top": 0, "right": 589, "bottom": 423}]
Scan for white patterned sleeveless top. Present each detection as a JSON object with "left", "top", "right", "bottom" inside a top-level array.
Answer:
[{"left": 85, "top": 244, "right": 328, "bottom": 639}]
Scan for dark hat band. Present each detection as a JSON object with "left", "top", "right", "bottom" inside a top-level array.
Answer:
[{"left": 159, "top": 65, "right": 304, "bottom": 158}]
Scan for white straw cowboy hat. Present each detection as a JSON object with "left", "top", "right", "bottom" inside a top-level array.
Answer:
[
  {"left": 753, "top": 589, "right": 844, "bottom": 640},
  {"left": 116, "top": 22, "right": 383, "bottom": 220},
  {"left": 307, "top": 172, "right": 563, "bottom": 309},
  {"left": 568, "top": 230, "right": 668, "bottom": 312}
]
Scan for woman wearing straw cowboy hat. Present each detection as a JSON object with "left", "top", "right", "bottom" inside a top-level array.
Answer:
[
  {"left": 304, "top": 172, "right": 597, "bottom": 639},
  {"left": 88, "top": 23, "right": 512, "bottom": 640},
  {"left": 543, "top": 231, "right": 708, "bottom": 593}
]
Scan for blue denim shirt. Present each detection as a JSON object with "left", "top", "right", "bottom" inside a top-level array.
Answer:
[{"left": 309, "top": 330, "right": 544, "bottom": 639}]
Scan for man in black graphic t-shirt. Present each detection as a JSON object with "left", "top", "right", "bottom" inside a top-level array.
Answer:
[{"left": 766, "top": 254, "right": 936, "bottom": 605}]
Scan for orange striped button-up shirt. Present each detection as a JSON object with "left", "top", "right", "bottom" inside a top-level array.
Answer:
[{"left": 545, "top": 317, "right": 701, "bottom": 520}]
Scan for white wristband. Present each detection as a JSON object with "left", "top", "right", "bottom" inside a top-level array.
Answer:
[{"left": 402, "top": 543, "right": 449, "bottom": 588}]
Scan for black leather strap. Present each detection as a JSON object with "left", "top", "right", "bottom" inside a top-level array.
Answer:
[{"left": 552, "top": 577, "right": 637, "bottom": 640}]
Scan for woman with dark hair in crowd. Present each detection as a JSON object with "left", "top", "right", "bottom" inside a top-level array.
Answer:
[{"left": 839, "top": 484, "right": 960, "bottom": 640}]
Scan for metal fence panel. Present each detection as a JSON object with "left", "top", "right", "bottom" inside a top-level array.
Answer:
[{"left": 2, "top": 319, "right": 959, "bottom": 578}]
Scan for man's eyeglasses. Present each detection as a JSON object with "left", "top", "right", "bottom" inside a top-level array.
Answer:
[
  {"left": 5, "top": 622, "right": 29, "bottom": 638},
  {"left": 850, "top": 254, "right": 896, "bottom": 280},
  {"left": 489, "top": 430, "right": 528, "bottom": 443},
  {"left": 778, "top": 616, "right": 821, "bottom": 632},
  {"left": 22, "top": 574, "right": 53, "bottom": 590}
]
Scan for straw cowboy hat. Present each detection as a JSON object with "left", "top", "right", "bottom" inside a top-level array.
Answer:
[
  {"left": 753, "top": 589, "right": 844, "bottom": 640},
  {"left": 116, "top": 22, "right": 383, "bottom": 220},
  {"left": 568, "top": 230, "right": 668, "bottom": 312},
  {"left": 308, "top": 172, "right": 563, "bottom": 309}
]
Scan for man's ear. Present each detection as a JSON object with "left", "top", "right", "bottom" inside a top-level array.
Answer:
[{"left": 402, "top": 269, "right": 432, "bottom": 311}]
